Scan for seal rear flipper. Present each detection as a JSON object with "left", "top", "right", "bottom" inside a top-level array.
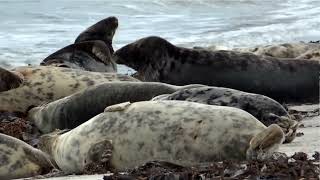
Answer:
[
  {"left": 84, "top": 139, "right": 114, "bottom": 174},
  {"left": 22, "top": 146, "right": 55, "bottom": 174},
  {"left": 246, "top": 124, "right": 285, "bottom": 161},
  {"left": 152, "top": 94, "right": 171, "bottom": 101},
  {"left": 104, "top": 102, "right": 131, "bottom": 112},
  {"left": 265, "top": 113, "right": 299, "bottom": 143},
  {"left": 0, "top": 67, "right": 23, "bottom": 92}
]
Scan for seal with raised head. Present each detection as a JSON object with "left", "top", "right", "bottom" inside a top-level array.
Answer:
[
  {"left": 40, "top": 40, "right": 117, "bottom": 72},
  {"left": 152, "top": 86, "right": 298, "bottom": 143},
  {"left": 38, "top": 100, "right": 285, "bottom": 174},
  {"left": 114, "top": 36, "right": 320, "bottom": 102},
  {"left": 75, "top": 16, "right": 118, "bottom": 54},
  {"left": 27, "top": 82, "right": 205, "bottom": 133},
  {"left": 0, "top": 66, "right": 138, "bottom": 113},
  {"left": 0, "top": 133, "right": 54, "bottom": 179}
]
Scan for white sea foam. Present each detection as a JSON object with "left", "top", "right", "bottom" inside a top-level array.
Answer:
[{"left": 0, "top": 0, "right": 319, "bottom": 73}]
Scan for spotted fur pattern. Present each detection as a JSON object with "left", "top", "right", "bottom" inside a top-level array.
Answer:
[
  {"left": 0, "top": 66, "right": 138, "bottom": 113},
  {"left": 0, "top": 133, "right": 53, "bottom": 179},
  {"left": 39, "top": 101, "right": 284, "bottom": 173}
]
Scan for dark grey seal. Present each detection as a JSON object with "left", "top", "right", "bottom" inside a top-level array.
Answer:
[
  {"left": 152, "top": 86, "right": 299, "bottom": 143},
  {"left": 41, "top": 40, "right": 116, "bottom": 72},
  {"left": 114, "top": 36, "right": 320, "bottom": 103},
  {"left": 27, "top": 82, "right": 205, "bottom": 133},
  {"left": 75, "top": 16, "right": 118, "bottom": 54}
]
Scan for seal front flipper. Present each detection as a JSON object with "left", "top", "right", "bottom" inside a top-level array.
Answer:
[
  {"left": 265, "top": 113, "right": 299, "bottom": 143},
  {"left": 104, "top": 102, "right": 131, "bottom": 112},
  {"left": 84, "top": 139, "right": 113, "bottom": 174},
  {"left": 0, "top": 67, "right": 23, "bottom": 92},
  {"left": 246, "top": 124, "right": 285, "bottom": 160}
]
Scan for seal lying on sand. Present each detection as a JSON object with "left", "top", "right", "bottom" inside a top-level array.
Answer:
[
  {"left": 38, "top": 101, "right": 285, "bottom": 173},
  {"left": 234, "top": 42, "right": 320, "bottom": 60},
  {"left": 114, "top": 36, "right": 320, "bottom": 102},
  {"left": 40, "top": 40, "right": 117, "bottom": 72},
  {"left": 0, "top": 133, "right": 53, "bottom": 179},
  {"left": 75, "top": 16, "right": 118, "bottom": 54},
  {"left": 0, "top": 66, "right": 138, "bottom": 113},
  {"left": 152, "top": 86, "right": 298, "bottom": 143},
  {"left": 27, "top": 82, "right": 205, "bottom": 133},
  {"left": 296, "top": 48, "right": 320, "bottom": 60}
]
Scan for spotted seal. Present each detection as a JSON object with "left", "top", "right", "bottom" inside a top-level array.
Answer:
[
  {"left": 114, "top": 36, "right": 320, "bottom": 102},
  {"left": 27, "top": 82, "right": 205, "bottom": 133},
  {"left": 38, "top": 100, "right": 285, "bottom": 173},
  {"left": 0, "top": 133, "right": 53, "bottom": 179},
  {"left": 0, "top": 66, "right": 138, "bottom": 113},
  {"left": 40, "top": 40, "right": 117, "bottom": 72},
  {"left": 75, "top": 16, "right": 118, "bottom": 54},
  {"left": 152, "top": 86, "right": 298, "bottom": 143},
  {"left": 234, "top": 42, "right": 320, "bottom": 59}
]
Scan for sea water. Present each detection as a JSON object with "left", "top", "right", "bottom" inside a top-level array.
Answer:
[{"left": 0, "top": 0, "right": 319, "bottom": 73}]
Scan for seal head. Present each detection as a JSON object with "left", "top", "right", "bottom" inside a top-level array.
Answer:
[
  {"left": 0, "top": 67, "right": 23, "bottom": 92},
  {"left": 75, "top": 16, "right": 118, "bottom": 54},
  {"left": 114, "top": 36, "right": 176, "bottom": 71}
]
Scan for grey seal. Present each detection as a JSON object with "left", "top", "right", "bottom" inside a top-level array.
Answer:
[
  {"left": 0, "top": 66, "right": 138, "bottom": 113},
  {"left": 0, "top": 133, "right": 53, "bottom": 179},
  {"left": 27, "top": 82, "right": 205, "bottom": 133},
  {"left": 114, "top": 36, "right": 319, "bottom": 103},
  {"left": 152, "top": 86, "right": 299, "bottom": 143},
  {"left": 75, "top": 16, "right": 118, "bottom": 54},
  {"left": 38, "top": 101, "right": 285, "bottom": 173}
]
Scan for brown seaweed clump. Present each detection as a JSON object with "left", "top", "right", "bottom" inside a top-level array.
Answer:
[
  {"left": 101, "top": 152, "right": 319, "bottom": 179},
  {"left": 0, "top": 111, "right": 41, "bottom": 146}
]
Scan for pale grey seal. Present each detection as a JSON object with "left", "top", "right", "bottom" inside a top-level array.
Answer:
[
  {"left": 0, "top": 133, "right": 53, "bottom": 179},
  {"left": 152, "top": 86, "right": 299, "bottom": 143},
  {"left": 38, "top": 101, "right": 284, "bottom": 173},
  {"left": 0, "top": 66, "right": 138, "bottom": 113}
]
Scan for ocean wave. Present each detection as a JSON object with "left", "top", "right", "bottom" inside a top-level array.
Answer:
[{"left": 0, "top": 0, "right": 319, "bottom": 70}]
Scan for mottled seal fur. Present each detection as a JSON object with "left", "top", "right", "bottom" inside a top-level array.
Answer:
[
  {"left": 75, "top": 16, "right": 118, "bottom": 54},
  {"left": 41, "top": 40, "right": 117, "bottom": 72},
  {"left": 0, "top": 133, "right": 53, "bottom": 179},
  {"left": 234, "top": 42, "right": 320, "bottom": 59},
  {"left": 38, "top": 101, "right": 284, "bottom": 173},
  {"left": 0, "top": 66, "right": 138, "bottom": 113},
  {"left": 152, "top": 86, "right": 298, "bottom": 143},
  {"left": 114, "top": 36, "right": 320, "bottom": 102},
  {"left": 27, "top": 82, "right": 205, "bottom": 133}
]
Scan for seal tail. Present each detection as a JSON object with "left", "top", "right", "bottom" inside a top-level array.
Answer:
[{"left": 246, "top": 124, "right": 285, "bottom": 160}]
